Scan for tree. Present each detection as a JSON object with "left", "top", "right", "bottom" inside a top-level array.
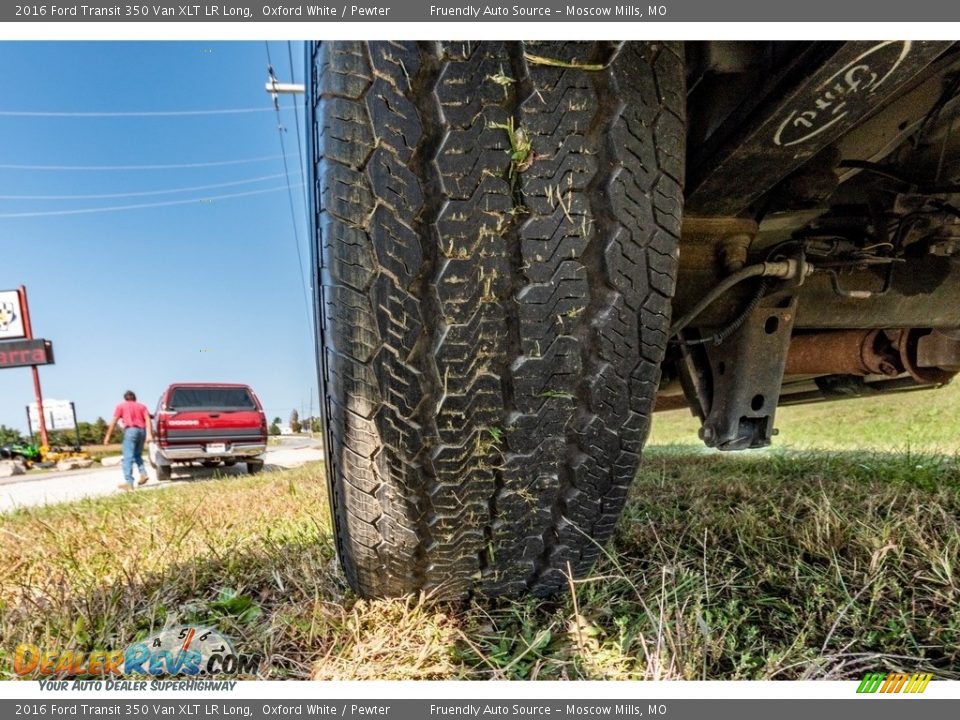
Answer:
[
  {"left": 269, "top": 420, "right": 281, "bottom": 436},
  {"left": 47, "top": 429, "right": 78, "bottom": 448},
  {"left": 1, "top": 415, "right": 126, "bottom": 450},
  {"left": 46, "top": 417, "right": 122, "bottom": 448},
  {"left": 93, "top": 417, "right": 110, "bottom": 444},
  {"left": 289, "top": 409, "right": 302, "bottom": 434},
  {"left": 0, "top": 425, "right": 23, "bottom": 445}
]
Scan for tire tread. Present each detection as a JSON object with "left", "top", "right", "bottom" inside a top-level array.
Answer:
[{"left": 311, "top": 41, "right": 684, "bottom": 598}]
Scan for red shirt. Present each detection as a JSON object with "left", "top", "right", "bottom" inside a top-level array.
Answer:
[{"left": 113, "top": 400, "right": 149, "bottom": 429}]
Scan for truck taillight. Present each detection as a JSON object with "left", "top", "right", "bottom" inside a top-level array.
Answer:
[{"left": 156, "top": 409, "right": 175, "bottom": 443}]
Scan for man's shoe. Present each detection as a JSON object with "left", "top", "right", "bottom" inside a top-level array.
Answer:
[
  {"left": 137, "top": 476, "right": 149, "bottom": 486},
  {"left": 117, "top": 483, "right": 131, "bottom": 491}
]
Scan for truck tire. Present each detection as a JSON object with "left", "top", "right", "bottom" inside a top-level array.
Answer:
[{"left": 310, "top": 40, "right": 684, "bottom": 599}]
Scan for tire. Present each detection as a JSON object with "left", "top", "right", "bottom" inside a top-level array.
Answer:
[
  {"left": 201, "top": 460, "right": 221, "bottom": 468},
  {"left": 247, "top": 460, "right": 264, "bottom": 475},
  {"left": 310, "top": 41, "right": 684, "bottom": 599},
  {"left": 157, "top": 463, "right": 171, "bottom": 481}
]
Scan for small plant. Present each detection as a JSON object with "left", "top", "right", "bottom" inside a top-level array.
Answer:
[
  {"left": 487, "top": 117, "right": 535, "bottom": 182},
  {"left": 210, "top": 587, "right": 263, "bottom": 625},
  {"left": 487, "top": 66, "right": 515, "bottom": 99},
  {"left": 475, "top": 426, "right": 504, "bottom": 460}
]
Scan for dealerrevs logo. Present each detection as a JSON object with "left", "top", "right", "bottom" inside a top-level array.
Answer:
[{"left": 14, "top": 626, "right": 261, "bottom": 677}]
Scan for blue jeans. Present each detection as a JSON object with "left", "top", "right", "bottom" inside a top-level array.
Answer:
[{"left": 122, "top": 427, "right": 147, "bottom": 487}]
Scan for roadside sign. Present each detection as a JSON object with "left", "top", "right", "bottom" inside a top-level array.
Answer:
[
  {"left": 0, "top": 338, "right": 54, "bottom": 368},
  {"left": 0, "top": 289, "right": 26, "bottom": 340},
  {"left": 2, "top": 285, "right": 52, "bottom": 448},
  {"left": 28, "top": 400, "right": 76, "bottom": 432}
]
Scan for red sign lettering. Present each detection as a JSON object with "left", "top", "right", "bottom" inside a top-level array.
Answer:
[{"left": 0, "top": 339, "right": 55, "bottom": 369}]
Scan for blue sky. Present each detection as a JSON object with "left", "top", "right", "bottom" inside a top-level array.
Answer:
[{"left": 0, "top": 41, "right": 316, "bottom": 433}]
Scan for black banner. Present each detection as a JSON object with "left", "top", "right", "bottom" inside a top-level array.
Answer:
[
  {"left": 0, "top": 339, "right": 55, "bottom": 369},
  {"left": 3, "top": 699, "right": 959, "bottom": 720},
  {"left": 4, "top": 1, "right": 960, "bottom": 22}
]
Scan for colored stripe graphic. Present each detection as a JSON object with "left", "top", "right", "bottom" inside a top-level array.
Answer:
[
  {"left": 857, "top": 672, "right": 932, "bottom": 694},
  {"left": 857, "top": 673, "right": 886, "bottom": 693}
]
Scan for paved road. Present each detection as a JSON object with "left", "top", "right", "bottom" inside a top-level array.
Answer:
[
  {"left": 273, "top": 435, "right": 321, "bottom": 450},
  {"left": 0, "top": 437, "right": 324, "bottom": 514}
]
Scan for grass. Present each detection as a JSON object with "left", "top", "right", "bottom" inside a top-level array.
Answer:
[
  {"left": 523, "top": 52, "right": 606, "bottom": 71},
  {"left": 76, "top": 444, "right": 123, "bottom": 462},
  {"left": 2, "top": 423, "right": 958, "bottom": 680},
  {"left": 651, "top": 380, "right": 960, "bottom": 452}
]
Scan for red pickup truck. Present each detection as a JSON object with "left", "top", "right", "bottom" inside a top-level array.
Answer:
[{"left": 148, "top": 383, "right": 268, "bottom": 481}]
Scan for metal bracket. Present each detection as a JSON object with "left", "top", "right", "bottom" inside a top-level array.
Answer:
[{"left": 699, "top": 292, "right": 798, "bottom": 450}]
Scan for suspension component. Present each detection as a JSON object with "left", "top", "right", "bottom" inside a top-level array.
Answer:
[{"left": 785, "top": 330, "right": 902, "bottom": 376}]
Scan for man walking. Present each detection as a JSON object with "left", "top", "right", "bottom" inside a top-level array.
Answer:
[{"left": 103, "top": 390, "right": 153, "bottom": 491}]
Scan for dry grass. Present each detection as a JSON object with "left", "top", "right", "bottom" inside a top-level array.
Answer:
[
  {"left": 2, "top": 444, "right": 958, "bottom": 680},
  {"left": 0, "top": 465, "right": 335, "bottom": 679}
]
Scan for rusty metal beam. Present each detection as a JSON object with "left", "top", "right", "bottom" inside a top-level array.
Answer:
[{"left": 785, "top": 330, "right": 902, "bottom": 377}]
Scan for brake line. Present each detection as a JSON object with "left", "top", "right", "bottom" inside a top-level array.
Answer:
[{"left": 668, "top": 259, "right": 813, "bottom": 339}]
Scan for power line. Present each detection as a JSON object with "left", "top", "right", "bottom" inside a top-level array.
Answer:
[
  {"left": 0, "top": 184, "right": 299, "bottom": 218},
  {"left": 266, "top": 41, "right": 312, "bottom": 330},
  {"left": 0, "top": 154, "right": 295, "bottom": 171},
  {"left": 0, "top": 174, "right": 285, "bottom": 200},
  {"left": 287, "top": 41, "right": 311, "bottom": 221},
  {"left": 287, "top": 40, "right": 317, "bottom": 417},
  {"left": 288, "top": 41, "right": 317, "bottom": 416},
  {"left": 0, "top": 107, "right": 303, "bottom": 118},
  {"left": 265, "top": 39, "right": 275, "bottom": 72}
]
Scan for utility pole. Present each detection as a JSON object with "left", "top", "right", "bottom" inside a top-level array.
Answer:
[
  {"left": 265, "top": 69, "right": 304, "bottom": 108},
  {"left": 19, "top": 285, "right": 49, "bottom": 449}
]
